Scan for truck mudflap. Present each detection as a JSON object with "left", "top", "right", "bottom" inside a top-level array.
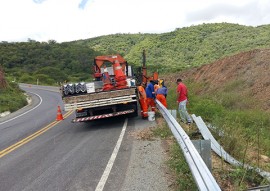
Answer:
[{"left": 72, "top": 109, "right": 134, "bottom": 122}]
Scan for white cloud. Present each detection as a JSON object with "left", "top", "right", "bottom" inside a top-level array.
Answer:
[{"left": 0, "top": 0, "right": 270, "bottom": 42}]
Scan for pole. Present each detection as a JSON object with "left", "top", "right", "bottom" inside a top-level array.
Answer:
[{"left": 142, "top": 50, "right": 147, "bottom": 84}]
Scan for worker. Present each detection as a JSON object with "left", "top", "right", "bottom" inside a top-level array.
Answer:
[
  {"left": 154, "top": 80, "right": 160, "bottom": 93},
  {"left": 176, "top": 78, "right": 192, "bottom": 124},
  {"left": 156, "top": 83, "right": 168, "bottom": 108},
  {"left": 145, "top": 80, "right": 156, "bottom": 112},
  {"left": 137, "top": 82, "right": 148, "bottom": 119}
]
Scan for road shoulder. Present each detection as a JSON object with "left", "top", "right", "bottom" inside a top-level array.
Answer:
[{"left": 121, "top": 117, "right": 173, "bottom": 191}]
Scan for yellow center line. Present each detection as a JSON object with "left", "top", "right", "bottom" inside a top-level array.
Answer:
[{"left": 0, "top": 110, "right": 73, "bottom": 158}]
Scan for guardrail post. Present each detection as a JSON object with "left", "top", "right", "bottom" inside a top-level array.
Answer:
[
  {"left": 192, "top": 140, "right": 212, "bottom": 172},
  {"left": 167, "top": 109, "right": 177, "bottom": 119}
]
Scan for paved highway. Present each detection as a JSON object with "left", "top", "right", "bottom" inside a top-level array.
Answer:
[{"left": 0, "top": 85, "right": 134, "bottom": 191}]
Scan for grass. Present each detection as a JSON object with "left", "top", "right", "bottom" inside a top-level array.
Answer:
[
  {"left": 182, "top": 79, "right": 270, "bottom": 160},
  {"left": 168, "top": 142, "right": 197, "bottom": 191},
  {"left": 152, "top": 80, "right": 270, "bottom": 190},
  {"left": 188, "top": 81, "right": 270, "bottom": 187},
  {"left": 0, "top": 81, "right": 27, "bottom": 113},
  {"left": 152, "top": 119, "right": 197, "bottom": 190}
]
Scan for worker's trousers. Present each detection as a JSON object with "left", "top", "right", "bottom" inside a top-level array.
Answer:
[
  {"left": 139, "top": 98, "right": 148, "bottom": 118},
  {"left": 178, "top": 99, "right": 192, "bottom": 123},
  {"left": 147, "top": 98, "right": 156, "bottom": 112},
  {"left": 156, "top": 94, "right": 167, "bottom": 108}
]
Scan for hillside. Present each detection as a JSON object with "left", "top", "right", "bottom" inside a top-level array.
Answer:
[
  {"left": 75, "top": 23, "right": 270, "bottom": 73},
  {"left": 162, "top": 48, "right": 270, "bottom": 189},
  {"left": 1, "top": 23, "right": 270, "bottom": 189},
  {"left": 167, "top": 49, "right": 270, "bottom": 111},
  {"left": 0, "top": 81, "right": 27, "bottom": 113},
  {"left": 0, "top": 41, "right": 102, "bottom": 84},
  {"left": 2, "top": 23, "right": 270, "bottom": 85}
]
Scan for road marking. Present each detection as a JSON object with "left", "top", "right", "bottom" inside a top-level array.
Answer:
[
  {"left": 0, "top": 91, "right": 42, "bottom": 125},
  {"left": 0, "top": 110, "right": 73, "bottom": 158},
  {"left": 95, "top": 118, "right": 128, "bottom": 191}
]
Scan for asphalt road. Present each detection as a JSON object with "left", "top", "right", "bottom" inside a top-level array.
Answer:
[{"left": 0, "top": 85, "right": 135, "bottom": 191}]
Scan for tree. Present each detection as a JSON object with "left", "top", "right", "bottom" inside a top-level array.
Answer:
[{"left": 0, "top": 65, "right": 7, "bottom": 89}]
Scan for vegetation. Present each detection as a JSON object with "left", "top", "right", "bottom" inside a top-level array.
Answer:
[
  {"left": 0, "top": 41, "right": 103, "bottom": 85},
  {"left": 2, "top": 23, "right": 270, "bottom": 85},
  {"left": 188, "top": 84, "right": 270, "bottom": 189},
  {"left": 0, "top": 81, "right": 27, "bottom": 113},
  {"left": 185, "top": 79, "right": 270, "bottom": 160},
  {"left": 76, "top": 23, "right": 270, "bottom": 73},
  {"left": 154, "top": 80, "right": 269, "bottom": 190},
  {"left": 152, "top": 119, "right": 197, "bottom": 190},
  {"left": 1, "top": 22, "right": 270, "bottom": 189}
]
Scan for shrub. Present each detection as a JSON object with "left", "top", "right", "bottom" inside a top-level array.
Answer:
[
  {"left": 0, "top": 82, "right": 27, "bottom": 113},
  {"left": 190, "top": 98, "right": 225, "bottom": 121}
]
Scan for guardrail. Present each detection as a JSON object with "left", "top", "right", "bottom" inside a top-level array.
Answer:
[
  {"left": 156, "top": 100, "right": 221, "bottom": 191},
  {"left": 192, "top": 114, "right": 270, "bottom": 183}
]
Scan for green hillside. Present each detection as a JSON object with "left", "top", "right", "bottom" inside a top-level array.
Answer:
[
  {"left": 0, "top": 41, "right": 102, "bottom": 85},
  {"left": 75, "top": 23, "right": 270, "bottom": 73},
  {"left": 1, "top": 22, "right": 270, "bottom": 84}
]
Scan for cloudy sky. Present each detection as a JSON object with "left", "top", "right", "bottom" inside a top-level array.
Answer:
[{"left": 1, "top": 0, "right": 270, "bottom": 42}]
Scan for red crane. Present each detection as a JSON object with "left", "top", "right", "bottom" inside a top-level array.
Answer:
[{"left": 93, "top": 55, "right": 128, "bottom": 91}]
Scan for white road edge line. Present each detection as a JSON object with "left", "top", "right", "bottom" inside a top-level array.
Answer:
[
  {"left": 95, "top": 118, "right": 128, "bottom": 191},
  {"left": 0, "top": 91, "right": 42, "bottom": 125}
]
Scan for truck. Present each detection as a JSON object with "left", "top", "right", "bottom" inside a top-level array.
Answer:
[{"left": 61, "top": 54, "right": 138, "bottom": 122}]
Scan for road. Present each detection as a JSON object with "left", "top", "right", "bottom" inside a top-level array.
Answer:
[{"left": 0, "top": 85, "right": 135, "bottom": 191}]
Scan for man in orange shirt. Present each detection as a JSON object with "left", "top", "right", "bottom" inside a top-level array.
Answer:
[{"left": 138, "top": 82, "right": 148, "bottom": 119}]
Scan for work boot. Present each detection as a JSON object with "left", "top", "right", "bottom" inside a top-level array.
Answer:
[{"left": 142, "top": 116, "right": 148, "bottom": 120}]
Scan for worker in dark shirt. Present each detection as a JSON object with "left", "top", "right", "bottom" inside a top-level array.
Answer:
[
  {"left": 156, "top": 82, "right": 168, "bottom": 108},
  {"left": 145, "top": 80, "right": 156, "bottom": 112}
]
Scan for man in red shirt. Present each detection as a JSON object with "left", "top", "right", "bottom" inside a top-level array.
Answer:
[{"left": 176, "top": 78, "right": 192, "bottom": 124}]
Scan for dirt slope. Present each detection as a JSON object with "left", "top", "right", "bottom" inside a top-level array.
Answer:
[
  {"left": 163, "top": 49, "right": 270, "bottom": 189},
  {"left": 168, "top": 49, "right": 270, "bottom": 111}
]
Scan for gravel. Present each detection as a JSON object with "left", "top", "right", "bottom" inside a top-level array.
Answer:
[{"left": 121, "top": 118, "right": 173, "bottom": 191}]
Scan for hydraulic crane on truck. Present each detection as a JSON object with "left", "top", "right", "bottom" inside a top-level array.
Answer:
[
  {"left": 62, "top": 54, "right": 138, "bottom": 122},
  {"left": 93, "top": 54, "right": 129, "bottom": 91}
]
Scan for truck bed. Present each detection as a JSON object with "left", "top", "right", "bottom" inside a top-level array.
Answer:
[{"left": 63, "top": 87, "right": 137, "bottom": 111}]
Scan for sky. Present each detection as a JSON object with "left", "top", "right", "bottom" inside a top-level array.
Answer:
[{"left": 1, "top": 0, "right": 270, "bottom": 43}]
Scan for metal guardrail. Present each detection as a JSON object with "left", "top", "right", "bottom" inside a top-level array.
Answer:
[
  {"left": 247, "top": 185, "right": 270, "bottom": 191},
  {"left": 156, "top": 100, "right": 221, "bottom": 191},
  {"left": 192, "top": 114, "right": 270, "bottom": 183}
]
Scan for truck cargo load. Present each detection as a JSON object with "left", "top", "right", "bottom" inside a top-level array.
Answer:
[{"left": 61, "top": 54, "right": 138, "bottom": 122}]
